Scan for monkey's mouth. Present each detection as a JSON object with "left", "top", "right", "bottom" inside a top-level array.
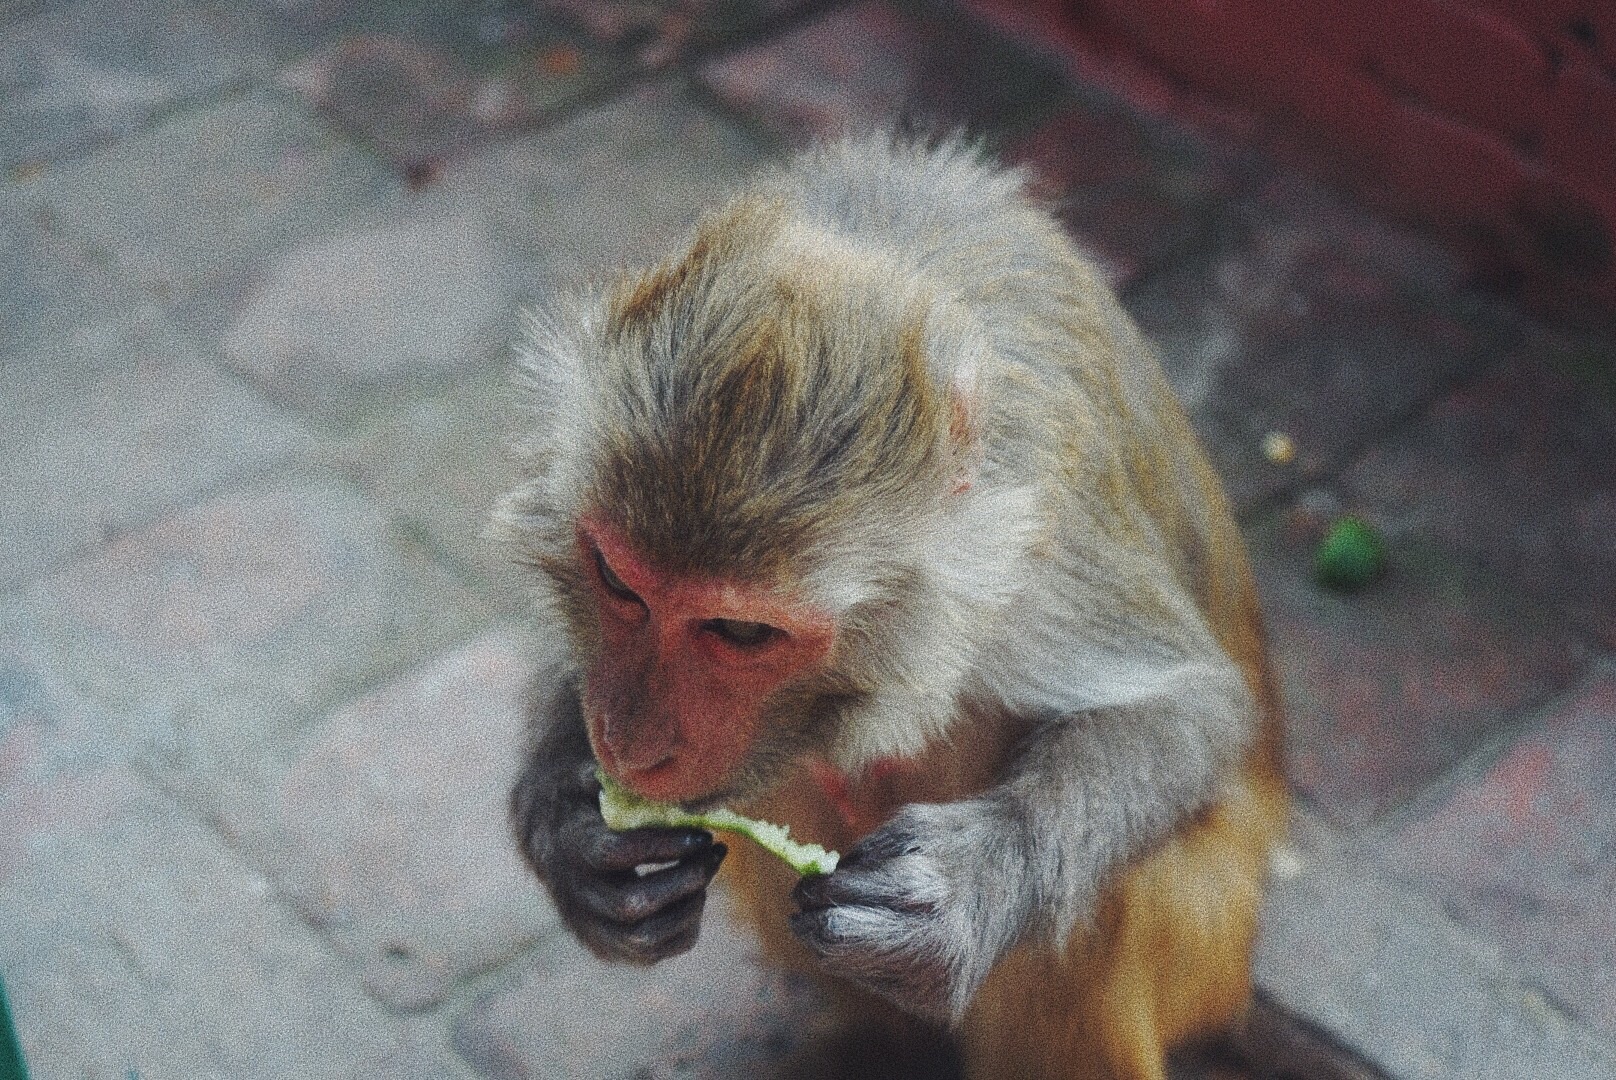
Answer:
[
  {"left": 672, "top": 789, "right": 739, "bottom": 814},
  {"left": 594, "top": 746, "right": 741, "bottom": 812},
  {"left": 605, "top": 768, "right": 738, "bottom": 815}
]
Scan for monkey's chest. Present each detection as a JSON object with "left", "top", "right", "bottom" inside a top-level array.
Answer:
[{"left": 766, "top": 711, "right": 1031, "bottom": 847}]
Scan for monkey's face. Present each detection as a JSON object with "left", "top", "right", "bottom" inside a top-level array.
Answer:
[
  {"left": 575, "top": 515, "right": 838, "bottom": 806},
  {"left": 498, "top": 201, "right": 972, "bottom": 803}
]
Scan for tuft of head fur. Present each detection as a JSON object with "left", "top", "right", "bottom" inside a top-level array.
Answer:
[{"left": 593, "top": 195, "right": 954, "bottom": 586}]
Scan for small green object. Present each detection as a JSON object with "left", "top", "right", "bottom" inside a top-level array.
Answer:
[
  {"left": 1314, "top": 516, "right": 1386, "bottom": 589},
  {"left": 0, "top": 976, "right": 29, "bottom": 1080},
  {"left": 597, "top": 768, "right": 840, "bottom": 876}
]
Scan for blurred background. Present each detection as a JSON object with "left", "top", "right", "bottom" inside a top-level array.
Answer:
[{"left": 0, "top": 1, "right": 1612, "bottom": 1077}]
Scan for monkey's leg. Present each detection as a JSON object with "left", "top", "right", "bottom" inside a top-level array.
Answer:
[{"left": 960, "top": 767, "right": 1286, "bottom": 1080}]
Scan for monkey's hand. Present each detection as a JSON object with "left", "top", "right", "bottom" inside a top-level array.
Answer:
[
  {"left": 788, "top": 799, "right": 1027, "bottom": 1026},
  {"left": 513, "top": 756, "right": 728, "bottom": 964}
]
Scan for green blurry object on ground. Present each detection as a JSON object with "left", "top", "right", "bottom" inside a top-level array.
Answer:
[
  {"left": 0, "top": 976, "right": 27, "bottom": 1080},
  {"left": 1314, "top": 516, "right": 1386, "bottom": 590}
]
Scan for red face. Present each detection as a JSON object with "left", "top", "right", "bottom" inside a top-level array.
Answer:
[{"left": 577, "top": 516, "right": 836, "bottom": 804}]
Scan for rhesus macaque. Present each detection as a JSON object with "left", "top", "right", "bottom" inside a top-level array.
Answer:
[{"left": 498, "top": 135, "right": 1288, "bottom": 1080}]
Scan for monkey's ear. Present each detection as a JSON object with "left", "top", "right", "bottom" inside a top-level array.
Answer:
[
  {"left": 947, "top": 373, "right": 982, "bottom": 495},
  {"left": 930, "top": 309, "right": 990, "bottom": 495}
]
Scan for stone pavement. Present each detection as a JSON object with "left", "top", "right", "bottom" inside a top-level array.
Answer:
[{"left": 0, "top": 1, "right": 1612, "bottom": 1078}]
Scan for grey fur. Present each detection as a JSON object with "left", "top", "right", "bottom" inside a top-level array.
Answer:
[{"left": 499, "top": 134, "right": 1259, "bottom": 1024}]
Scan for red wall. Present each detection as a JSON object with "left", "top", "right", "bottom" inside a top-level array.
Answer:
[{"left": 969, "top": 0, "right": 1616, "bottom": 313}]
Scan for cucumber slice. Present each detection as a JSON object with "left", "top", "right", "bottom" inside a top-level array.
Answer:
[{"left": 597, "top": 769, "right": 839, "bottom": 876}]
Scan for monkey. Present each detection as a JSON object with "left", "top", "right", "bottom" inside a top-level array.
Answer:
[{"left": 496, "top": 134, "right": 1289, "bottom": 1080}]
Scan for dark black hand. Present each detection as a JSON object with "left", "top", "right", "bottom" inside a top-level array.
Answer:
[{"left": 511, "top": 688, "right": 726, "bottom": 964}]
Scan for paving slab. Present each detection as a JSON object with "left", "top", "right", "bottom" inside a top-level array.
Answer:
[
  {"left": 1256, "top": 847, "right": 1616, "bottom": 1080},
  {"left": 1127, "top": 212, "right": 1510, "bottom": 512},
  {"left": 0, "top": 316, "right": 316, "bottom": 590},
  {"left": 317, "top": 366, "right": 528, "bottom": 602},
  {"left": 1378, "top": 671, "right": 1616, "bottom": 1041},
  {"left": 0, "top": 175, "right": 158, "bottom": 349},
  {"left": 277, "top": 10, "right": 622, "bottom": 173},
  {"left": 269, "top": 0, "right": 598, "bottom": 61},
  {"left": 220, "top": 213, "right": 517, "bottom": 418},
  {"left": 0, "top": 631, "right": 127, "bottom": 792},
  {"left": 222, "top": 629, "right": 564, "bottom": 1013},
  {"left": 453, "top": 891, "right": 830, "bottom": 1080},
  {"left": 20, "top": 89, "right": 401, "bottom": 330},
  {"left": 409, "top": 83, "right": 764, "bottom": 294},
  {"left": 545, "top": 0, "right": 815, "bottom": 68},
  {"left": 1229, "top": 171, "right": 1470, "bottom": 302},
  {"left": 0, "top": 0, "right": 284, "bottom": 171},
  {"left": 1247, "top": 507, "right": 1590, "bottom": 828},
  {"left": 1337, "top": 347, "right": 1616, "bottom": 651},
  {"left": 0, "top": 763, "right": 470, "bottom": 1079},
  {"left": 1009, "top": 99, "right": 1246, "bottom": 290},
  {"left": 0, "top": 1, "right": 44, "bottom": 26},
  {"left": 699, "top": 1, "right": 1075, "bottom": 146},
  {"left": 4, "top": 480, "right": 489, "bottom": 815}
]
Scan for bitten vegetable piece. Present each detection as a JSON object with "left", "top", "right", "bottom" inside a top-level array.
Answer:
[{"left": 597, "top": 769, "right": 839, "bottom": 876}]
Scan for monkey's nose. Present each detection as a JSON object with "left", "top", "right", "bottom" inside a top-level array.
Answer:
[
  {"left": 596, "top": 703, "right": 680, "bottom": 768},
  {"left": 609, "top": 756, "right": 687, "bottom": 804},
  {"left": 598, "top": 727, "right": 680, "bottom": 782}
]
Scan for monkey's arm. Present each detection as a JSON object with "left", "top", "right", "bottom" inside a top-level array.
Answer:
[
  {"left": 792, "top": 649, "right": 1255, "bottom": 1025},
  {"left": 512, "top": 673, "right": 728, "bottom": 963}
]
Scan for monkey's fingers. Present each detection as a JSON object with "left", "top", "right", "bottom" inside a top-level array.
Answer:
[
  {"left": 839, "top": 827, "right": 923, "bottom": 867},
  {"left": 580, "top": 823, "right": 716, "bottom": 874},
  {"left": 786, "top": 903, "right": 839, "bottom": 949},
  {"left": 791, "top": 865, "right": 936, "bottom": 917},
  {"left": 577, "top": 843, "right": 726, "bottom": 925},
  {"left": 585, "top": 890, "right": 708, "bottom": 964},
  {"left": 559, "top": 758, "right": 605, "bottom": 803},
  {"left": 787, "top": 900, "right": 910, "bottom": 953}
]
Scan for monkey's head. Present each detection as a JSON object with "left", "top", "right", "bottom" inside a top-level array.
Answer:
[{"left": 497, "top": 198, "right": 1030, "bottom": 806}]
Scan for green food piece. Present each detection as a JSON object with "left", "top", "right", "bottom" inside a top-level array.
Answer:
[
  {"left": 597, "top": 769, "right": 839, "bottom": 876},
  {"left": 1314, "top": 516, "right": 1386, "bottom": 590}
]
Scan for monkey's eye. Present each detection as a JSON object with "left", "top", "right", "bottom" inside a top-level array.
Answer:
[
  {"left": 703, "top": 619, "right": 781, "bottom": 648},
  {"left": 594, "top": 549, "right": 641, "bottom": 604}
]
